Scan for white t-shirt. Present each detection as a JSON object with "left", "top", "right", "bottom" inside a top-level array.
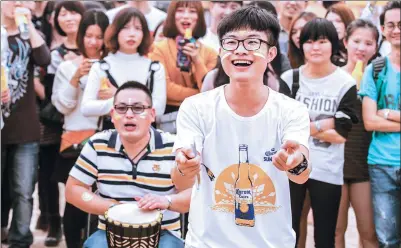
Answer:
[
  {"left": 173, "top": 86, "right": 310, "bottom": 248},
  {"left": 281, "top": 67, "right": 356, "bottom": 185},
  {"left": 200, "top": 29, "right": 220, "bottom": 52},
  {"left": 107, "top": 5, "right": 167, "bottom": 32}
]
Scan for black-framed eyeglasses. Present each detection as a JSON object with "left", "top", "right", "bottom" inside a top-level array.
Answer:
[
  {"left": 220, "top": 38, "right": 272, "bottom": 51},
  {"left": 114, "top": 104, "right": 152, "bottom": 115},
  {"left": 384, "top": 22, "right": 401, "bottom": 31}
]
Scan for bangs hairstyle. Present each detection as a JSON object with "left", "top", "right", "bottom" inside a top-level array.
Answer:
[
  {"left": 288, "top": 12, "right": 317, "bottom": 68},
  {"left": 300, "top": 18, "right": 339, "bottom": 58},
  {"left": 380, "top": 1, "right": 401, "bottom": 25},
  {"left": 104, "top": 7, "right": 151, "bottom": 56},
  {"left": 325, "top": 3, "right": 355, "bottom": 33},
  {"left": 76, "top": 10, "right": 109, "bottom": 58},
  {"left": 163, "top": 1, "right": 207, "bottom": 39},
  {"left": 345, "top": 19, "right": 379, "bottom": 43},
  {"left": 217, "top": 6, "right": 280, "bottom": 46},
  {"left": 54, "top": 1, "right": 85, "bottom": 36}
]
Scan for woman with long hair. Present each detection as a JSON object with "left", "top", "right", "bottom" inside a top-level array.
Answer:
[
  {"left": 335, "top": 19, "right": 379, "bottom": 248},
  {"left": 150, "top": 1, "right": 217, "bottom": 115},
  {"left": 52, "top": 10, "right": 109, "bottom": 247},
  {"left": 82, "top": 7, "right": 167, "bottom": 129},
  {"left": 325, "top": 3, "right": 355, "bottom": 66},
  {"left": 288, "top": 12, "right": 317, "bottom": 69}
]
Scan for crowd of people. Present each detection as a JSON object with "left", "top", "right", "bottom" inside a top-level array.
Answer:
[{"left": 0, "top": 1, "right": 400, "bottom": 248}]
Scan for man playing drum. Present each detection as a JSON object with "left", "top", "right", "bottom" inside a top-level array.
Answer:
[
  {"left": 65, "top": 81, "right": 189, "bottom": 248},
  {"left": 171, "top": 6, "right": 311, "bottom": 248}
]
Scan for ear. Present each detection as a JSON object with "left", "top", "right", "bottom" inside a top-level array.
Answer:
[
  {"left": 266, "top": 46, "right": 278, "bottom": 64},
  {"left": 150, "top": 108, "right": 156, "bottom": 123},
  {"left": 110, "top": 109, "right": 119, "bottom": 123}
]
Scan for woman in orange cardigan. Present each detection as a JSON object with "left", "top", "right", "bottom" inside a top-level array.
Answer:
[{"left": 150, "top": 1, "right": 217, "bottom": 114}]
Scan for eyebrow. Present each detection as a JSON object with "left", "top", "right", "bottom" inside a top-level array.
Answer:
[{"left": 224, "top": 33, "right": 263, "bottom": 39}]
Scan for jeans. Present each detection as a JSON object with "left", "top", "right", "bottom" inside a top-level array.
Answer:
[
  {"left": 1, "top": 142, "right": 39, "bottom": 248},
  {"left": 369, "top": 165, "right": 401, "bottom": 248},
  {"left": 290, "top": 179, "right": 342, "bottom": 248},
  {"left": 84, "top": 229, "right": 184, "bottom": 248}
]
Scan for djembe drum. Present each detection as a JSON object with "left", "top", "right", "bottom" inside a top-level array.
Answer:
[{"left": 105, "top": 203, "right": 163, "bottom": 248}]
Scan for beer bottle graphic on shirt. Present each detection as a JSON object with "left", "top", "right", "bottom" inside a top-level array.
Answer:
[{"left": 234, "top": 144, "right": 255, "bottom": 227}]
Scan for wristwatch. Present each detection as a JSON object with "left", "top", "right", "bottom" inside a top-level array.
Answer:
[
  {"left": 288, "top": 154, "right": 309, "bottom": 176},
  {"left": 165, "top": 195, "right": 172, "bottom": 210},
  {"left": 383, "top": 109, "right": 391, "bottom": 120}
]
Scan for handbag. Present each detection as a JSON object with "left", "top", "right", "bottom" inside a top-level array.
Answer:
[
  {"left": 40, "top": 101, "right": 64, "bottom": 126},
  {"left": 155, "top": 111, "right": 178, "bottom": 134},
  {"left": 60, "top": 130, "right": 96, "bottom": 158}
]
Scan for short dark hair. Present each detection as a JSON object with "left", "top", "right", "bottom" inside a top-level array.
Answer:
[
  {"left": 300, "top": 18, "right": 339, "bottom": 59},
  {"left": 113, "top": 81, "right": 153, "bottom": 106},
  {"left": 76, "top": 10, "right": 109, "bottom": 58},
  {"left": 217, "top": 6, "right": 280, "bottom": 47},
  {"left": 104, "top": 7, "right": 151, "bottom": 56},
  {"left": 163, "top": 1, "right": 207, "bottom": 39},
  {"left": 54, "top": 1, "right": 85, "bottom": 36},
  {"left": 380, "top": 1, "right": 401, "bottom": 26},
  {"left": 211, "top": 1, "right": 243, "bottom": 6},
  {"left": 247, "top": 1, "right": 277, "bottom": 18}
]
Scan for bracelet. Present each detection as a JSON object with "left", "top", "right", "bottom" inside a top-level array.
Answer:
[
  {"left": 383, "top": 109, "right": 390, "bottom": 120},
  {"left": 165, "top": 195, "right": 172, "bottom": 210},
  {"left": 315, "top": 120, "right": 322, "bottom": 132},
  {"left": 287, "top": 154, "right": 309, "bottom": 176},
  {"left": 176, "top": 163, "right": 185, "bottom": 176}
]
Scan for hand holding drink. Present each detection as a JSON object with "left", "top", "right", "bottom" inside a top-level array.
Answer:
[{"left": 14, "top": 7, "right": 31, "bottom": 40}]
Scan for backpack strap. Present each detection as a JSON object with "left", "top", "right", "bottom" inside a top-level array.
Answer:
[
  {"left": 146, "top": 61, "right": 160, "bottom": 94},
  {"left": 372, "top": 57, "right": 386, "bottom": 82},
  {"left": 151, "top": 126, "right": 164, "bottom": 149},
  {"left": 56, "top": 46, "right": 68, "bottom": 58},
  {"left": 99, "top": 60, "right": 119, "bottom": 89},
  {"left": 292, "top": 68, "right": 300, "bottom": 99}
]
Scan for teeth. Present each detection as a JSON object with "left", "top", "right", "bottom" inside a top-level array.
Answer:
[{"left": 233, "top": 60, "right": 252, "bottom": 65}]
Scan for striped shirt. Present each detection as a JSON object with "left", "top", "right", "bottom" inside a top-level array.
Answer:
[{"left": 69, "top": 128, "right": 180, "bottom": 233}]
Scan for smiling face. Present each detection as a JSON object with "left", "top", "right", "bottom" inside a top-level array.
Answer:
[
  {"left": 278, "top": 1, "right": 307, "bottom": 19},
  {"left": 219, "top": 29, "right": 277, "bottom": 84},
  {"left": 117, "top": 17, "right": 144, "bottom": 54},
  {"left": 111, "top": 89, "right": 155, "bottom": 143},
  {"left": 57, "top": 7, "right": 82, "bottom": 36},
  {"left": 326, "top": 12, "right": 346, "bottom": 40},
  {"left": 382, "top": 8, "right": 401, "bottom": 47},
  {"left": 210, "top": 2, "right": 242, "bottom": 27},
  {"left": 345, "top": 27, "right": 377, "bottom": 65},
  {"left": 175, "top": 6, "right": 198, "bottom": 36}
]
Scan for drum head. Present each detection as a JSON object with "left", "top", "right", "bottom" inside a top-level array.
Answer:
[{"left": 107, "top": 203, "right": 160, "bottom": 225}]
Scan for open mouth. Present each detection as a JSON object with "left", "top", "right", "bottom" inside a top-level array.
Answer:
[
  {"left": 232, "top": 60, "right": 253, "bottom": 67},
  {"left": 126, "top": 40, "right": 136, "bottom": 45},
  {"left": 181, "top": 22, "right": 192, "bottom": 30},
  {"left": 124, "top": 123, "right": 137, "bottom": 131}
]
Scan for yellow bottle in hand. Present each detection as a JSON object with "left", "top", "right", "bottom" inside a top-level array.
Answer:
[
  {"left": 100, "top": 77, "right": 109, "bottom": 90},
  {"left": 352, "top": 60, "right": 364, "bottom": 90},
  {"left": 184, "top": 28, "right": 192, "bottom": 40}
]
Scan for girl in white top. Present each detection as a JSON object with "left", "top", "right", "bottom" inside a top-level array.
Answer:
[
  {"left": 52, "top": 10, "right": 109, "bottom": 132},
  {"left": 81, "top": 7, "right": 166, "bottom": 118}
]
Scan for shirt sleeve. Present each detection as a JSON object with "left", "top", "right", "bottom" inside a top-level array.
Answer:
[
  {"left": 335, "top": 85, "right": 358, "bottom": 138},
  {"left": 281, "top": 100, "right": 310, "bottom": 151},
  {"left": 172, "top": 98, "right": 204, "bottom": 154},
  {"left": 358, "top": 64, "right": 377, "bottom": 101},
  {"left": 52, "top": 62, "right": 79, "bottom": 115},
  {"left": 31, "top": 43, "right": 51, "bottom": 67},
  {"left": 69, "top": 139, "right": 98, "bottom": 186},
  {"left": 81, "top": 63, "right": 114, "bottom": 117},
  {"left": 151, "top": 63, "right": 167, "bottom": 116}
]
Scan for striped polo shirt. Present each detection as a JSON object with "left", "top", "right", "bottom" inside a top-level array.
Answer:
[{"left": 69, "top": 128, "right": 180, "bottom": 233}]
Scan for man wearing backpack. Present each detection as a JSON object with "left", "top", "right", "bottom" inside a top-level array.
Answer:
[{"left": 359, "top": 1, "right": 400, "bottom": 247}]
